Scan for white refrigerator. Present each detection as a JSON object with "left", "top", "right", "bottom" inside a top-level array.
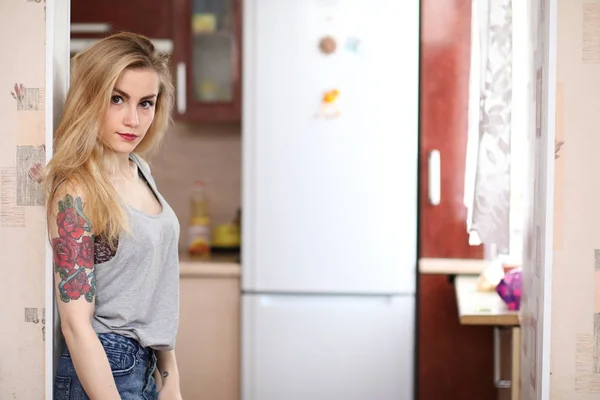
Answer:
[{"left": 242, "top": 1, "right": 420, "bottom": 399}]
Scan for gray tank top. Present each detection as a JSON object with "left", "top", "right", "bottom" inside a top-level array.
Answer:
[{"left": 91, "top": 153, "right": 180, "bottom": 351}]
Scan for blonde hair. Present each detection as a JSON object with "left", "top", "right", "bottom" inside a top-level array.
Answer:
[{"left": 45, "top": 32, "right": 174, "bottom": 243}]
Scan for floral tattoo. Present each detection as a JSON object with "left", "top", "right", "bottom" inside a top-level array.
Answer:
[{"left": 52, "top": 194, "right": 96, "bottom": 303}]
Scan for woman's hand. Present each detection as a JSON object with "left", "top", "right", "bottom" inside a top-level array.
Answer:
[
  {"left": 155, "top": 350, "right": 181, "bottom": 399},
  {"left": 157, "top": 382, "right": 183, "bottom": 400}
]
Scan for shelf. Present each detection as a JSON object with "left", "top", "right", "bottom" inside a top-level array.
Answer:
[
  {"left": 179, "top": 253, "right": 241, "bottom": 278},
  {"left": 193, "top": 31, "right": 232, "bottom": 39},
  {"left": 419, "top": 257, "right": 490, "bottom": 275}
]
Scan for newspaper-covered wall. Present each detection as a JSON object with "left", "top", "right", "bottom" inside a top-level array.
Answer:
[
  {"left": 522, "top": 0, "right": 600, "bottom": 398},
  {"left": 0, "top": 0, "right": 47, "bottom": 398},
  {"left": 550, "top": 0, "right": 600, "bottom": 397}
]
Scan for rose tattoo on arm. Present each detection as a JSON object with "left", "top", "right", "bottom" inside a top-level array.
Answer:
[{"left": 52, "top": 194, "right": 96, "bottom": 303}]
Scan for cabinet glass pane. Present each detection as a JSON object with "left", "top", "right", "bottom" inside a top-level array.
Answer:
[{"left": 191, "top": 0, "right": 234, "bottom": 103}]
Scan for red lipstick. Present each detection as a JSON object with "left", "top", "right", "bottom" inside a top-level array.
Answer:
[{"left": 117, "top": 133, "right": 138, "bottom": 142}]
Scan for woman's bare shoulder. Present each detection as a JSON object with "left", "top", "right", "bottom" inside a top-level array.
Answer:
[{"left": 50, "top": 179, "right": 88, "bottom": 203}]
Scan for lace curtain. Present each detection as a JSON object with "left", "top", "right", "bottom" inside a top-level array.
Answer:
[{"left": 464, "top": 0, "right": 514, "bottom": 255}]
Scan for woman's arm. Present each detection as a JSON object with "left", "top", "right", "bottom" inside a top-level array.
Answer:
[
  {"left": 155, "top": 349, "right": 182, "bottom": 398},
  {"left": 51, "top": 185, "right": 121, "bottom": 399}
]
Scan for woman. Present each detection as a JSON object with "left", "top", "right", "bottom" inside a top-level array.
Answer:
[{"left": 46, "top": 32, "right": 182, "bottom": 399}]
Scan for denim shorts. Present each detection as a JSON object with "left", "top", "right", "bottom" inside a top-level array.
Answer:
[{"left": 54, "top": 333, "right": 158, "bottom": 400}]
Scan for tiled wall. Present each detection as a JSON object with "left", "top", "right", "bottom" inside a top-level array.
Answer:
[
  {"left": 0, "top": 1, "right": 47, "bottom": 397},
  {"left": 149, "top": 122, "right": 242, "bottom": 252}
]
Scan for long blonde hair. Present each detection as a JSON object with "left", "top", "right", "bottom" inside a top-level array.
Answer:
[{"left": 45, "top": 32, "right": 174, "bottom": 242}]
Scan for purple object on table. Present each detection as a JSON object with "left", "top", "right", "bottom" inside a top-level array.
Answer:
[{"left": 495, "top": 267, "right": 522, "bottom": 311}]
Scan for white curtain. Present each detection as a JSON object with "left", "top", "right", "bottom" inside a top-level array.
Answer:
[{"left": 464, "top": 0, "right": 514, "bottom": 255}]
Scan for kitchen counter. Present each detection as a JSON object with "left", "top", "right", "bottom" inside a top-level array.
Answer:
[
  {"left": 179, "top": 253, "right": 241, "bottom": 278},
  {"left": 419, "top": 257, "right": 489, "bottom": 275}
]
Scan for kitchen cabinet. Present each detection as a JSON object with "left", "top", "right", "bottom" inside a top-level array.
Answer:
[
  {"left": 418, "top": 1, "right": 494, "bottom": 399},
  {"left": 71, "top": 0, "right": 242, "bottom": 122},
  {"left": 177, "top": 262, "right": 241, "bottom": 400},
  {"left": 419, "top": 0, "right": 483, "bottom": 261},
  {"left": 172, "top": 0, "right": 243, "bottom": 123},
  {"left": 70, "top": 0, "right": 171, "bottom": 39}
]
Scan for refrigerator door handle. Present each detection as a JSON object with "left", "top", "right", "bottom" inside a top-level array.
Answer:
[
  {"left": 428, "top": 149, "right": 441, "bottom": 206},
  {"left": 70, "top": 23, "right": 111, "bottom": 34},
  {"left": 258, "top": 294, "right": 402, "bottom": 307},
  {"left": 176, "top": 62, "right": 187, "bottom": 115}
]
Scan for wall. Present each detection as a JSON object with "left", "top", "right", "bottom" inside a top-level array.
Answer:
[
  {"left": 551, "top": 0, "right": 600, "bottom": 397},
  {"left": 0, "top": 0, "right": 47, "bottom": 397},
  {"left": 522, "top": 0, "right": 600, "bottom": 398},
  {"left": 520, "top": 0, "right": 553, "bottom": 397},
  {"left": 150, "top": 122, "right": 241, "bottom": 252}
]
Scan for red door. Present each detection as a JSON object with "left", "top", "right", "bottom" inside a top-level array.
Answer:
[{"left": 418, "top": 0, "right": 495, "bottom": 399}]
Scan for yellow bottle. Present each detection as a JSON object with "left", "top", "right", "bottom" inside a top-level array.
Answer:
[{"left": 188, "top": 181, "right": 211, "bottom": 258}]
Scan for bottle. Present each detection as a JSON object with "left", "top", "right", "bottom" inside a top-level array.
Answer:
[{"left": 188, "top": 180, "right": 211, "bottom": 258}]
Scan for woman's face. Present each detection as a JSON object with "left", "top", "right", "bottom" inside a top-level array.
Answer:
[{"left": 100, "top": 68, "right": 160, "bottom": 154}]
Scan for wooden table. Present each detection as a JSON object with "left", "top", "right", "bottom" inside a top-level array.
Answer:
[{"left": 454, "top": 275, "right": 521, "bottom": 400}]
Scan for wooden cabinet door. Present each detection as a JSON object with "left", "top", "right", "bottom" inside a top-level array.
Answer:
[
  {"left": 418, "top": 1, "right": 494, "bottom": 399},
  {"left": 70, "top": 0, "right": 171, "bottom": 39},
  {"left": 419, "top": 1, "right": 483, "bottom": 261},
  {"left": 177, "top": 274, "right": 240, "bottom": 400},
  {"left": 172, "top": 0, "right": 242, "bottom": 123}
]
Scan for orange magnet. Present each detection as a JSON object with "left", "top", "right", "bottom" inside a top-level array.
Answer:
[{"left": 315, "top": 89, "right": 341, "bottom": 119}]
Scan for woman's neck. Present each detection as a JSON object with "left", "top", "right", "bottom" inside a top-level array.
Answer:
[{"left": 104, "top": 152, "right": 136, "bottom": 180}]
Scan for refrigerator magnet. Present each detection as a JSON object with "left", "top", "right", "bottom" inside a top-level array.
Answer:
[
  {"left": 315, "top": 89, "right": 341, "bottom": 119},
  {"left": 318, "top": 36, "right": 337, "bottom": 55},
  {"left": 345, "top": 37, "right": 363, "bottom": 54}
]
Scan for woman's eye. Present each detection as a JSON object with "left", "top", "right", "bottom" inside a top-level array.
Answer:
[
  {"left": 111, "top": 95, "right": 123, "bottom": 105},
  {"left": 140, "top": 100, "right": 154, "bottom": 109}
]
